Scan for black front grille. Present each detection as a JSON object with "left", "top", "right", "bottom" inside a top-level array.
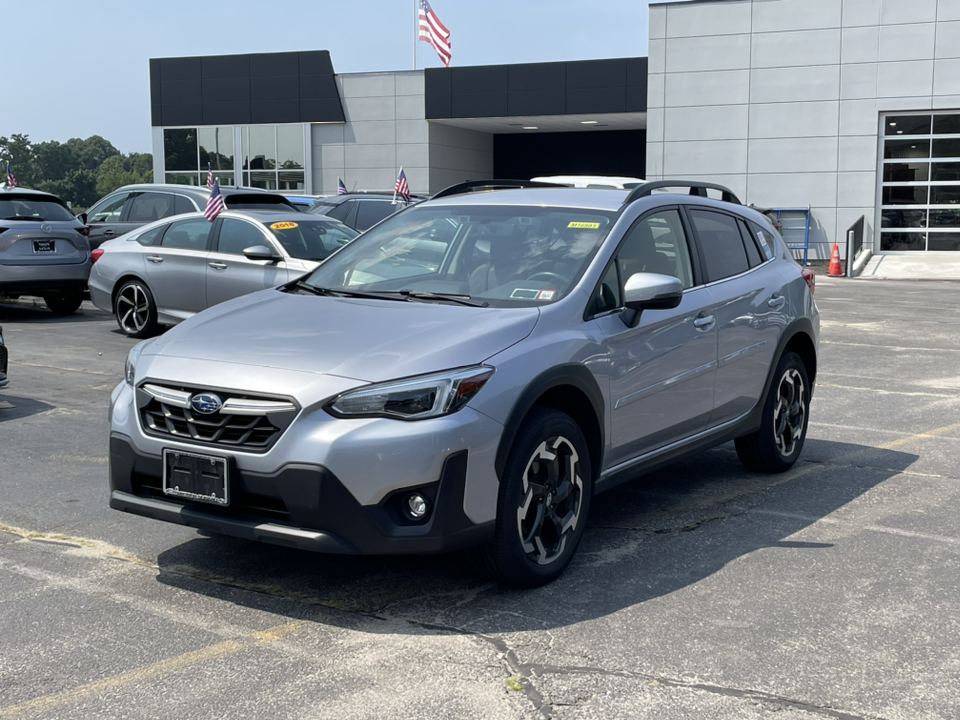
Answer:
[
  {"left": 0, "top": 343, "right": 7, "bottom": 376},
  {"left": 137, "top": 384, "right": 298, "bottom": 454}
]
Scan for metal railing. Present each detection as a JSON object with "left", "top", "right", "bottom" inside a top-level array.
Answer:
[{"left": 846, "top": 215, "right": 865, "bottom": 278}]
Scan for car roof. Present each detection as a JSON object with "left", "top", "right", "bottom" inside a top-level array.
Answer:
[
  {"left": 223, "top": 210, "right": 345, "bottom": 223},
  {"left": 314, "top": 192, "right": 425, "bottom": 206},
  {"left": 422, "top": 187, "right": 630, "bottom": 212},
  {"left": 111, "top": 184, "right": 282, "bottom": 198}
]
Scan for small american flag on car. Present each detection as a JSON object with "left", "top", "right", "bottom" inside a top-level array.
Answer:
[
  {"left": 393, "top": 168, "right": 411, "bottom": 203},
  {"left": 338, "top": 177, "right": 347, "bottom": 195},
  {"left": 5, "top": 162, "right": 16, "bottom": 188},
  {"left": 205, "top": 179, "right": 225, "bottom": 222}
]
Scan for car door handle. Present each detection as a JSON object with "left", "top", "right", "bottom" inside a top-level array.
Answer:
[
  {"left": 767, "top": 295, "right": 786, "bottom": 309},
  {"left": 103, "top": 229, "right": 114, "bottom": 237},
  {"left": 208, "top": 262, "right": 227, "bottom": 270},
  {"left": 146, "top": 255, "right": 163, "bottom": 263},
  {"left": 693, "top": 314, "right": 715, "bottom": 329}
]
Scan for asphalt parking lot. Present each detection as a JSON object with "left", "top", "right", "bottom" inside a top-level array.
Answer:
[{"left": 2, "top": 278, "right": 960, "bottom": 719}]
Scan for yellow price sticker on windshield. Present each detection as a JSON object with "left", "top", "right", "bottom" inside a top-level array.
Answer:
[
  {"left": 568, "top": 221, "right": 601, "bottom": 229},
  {"left": 270, "top": 221, "right": 299, "bottom": 230}
]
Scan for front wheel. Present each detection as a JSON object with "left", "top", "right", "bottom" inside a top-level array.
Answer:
[
  {"left": 44, "top": 291, "right": 84, "bottom": 315},
  {"left": 473, "top": 408, "right": 592, "bottom": 587},
  {"left": 114, "top": 280, "right": 158, "bottom": 338},
  {"left": 735, "top": 351, "right": 810, "bottom": 473}
]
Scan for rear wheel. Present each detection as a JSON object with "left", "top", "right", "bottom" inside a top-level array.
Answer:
[
  {"left": 473, "top": 408, "right": 592, "bottom": 587},
  {"left": 44, "top": 291, "right": 84, "bottom": 315},
  {"left": 735, "top": 351, "right": 810, "bottom": 473},
  {"left": 114, "top": 280, "right": 158, "bottom": 338}
]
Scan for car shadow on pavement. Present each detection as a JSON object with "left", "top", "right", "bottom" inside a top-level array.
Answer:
[
  {"left": 0, "top": 394, "right": 55, "bottom": 422},
  {"left": 0, "top": 300, "right": 111, "bottom": 323},
  {"left": 154, "top": 438, "right": 918, "bottom": 633}
]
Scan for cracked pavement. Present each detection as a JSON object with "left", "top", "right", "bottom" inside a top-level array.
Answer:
[{"left": 2, "top": 278, "right": 960, "bottom": 719}]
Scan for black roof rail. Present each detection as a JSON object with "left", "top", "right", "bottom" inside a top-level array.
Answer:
[
  {"left": 623, "top": 180, "right": 741, "bottom": 207},
  {"left": 431, "top": 179, "right": 566, "bottom": 199}
]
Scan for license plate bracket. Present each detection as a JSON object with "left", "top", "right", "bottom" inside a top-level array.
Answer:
[
  {"left": 162, "top": 449, "right": 229, "bottom": 506},
  {"left": 33, "top": 239, "right": 55, "bottom": 253}
]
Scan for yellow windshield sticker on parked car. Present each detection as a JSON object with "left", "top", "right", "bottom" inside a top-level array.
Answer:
[
  {"left": 568, "top": 221, "right": 601, "bottom": 229},
  {"left": 270, "top": 221, "right": 299, "bottom": 230}
]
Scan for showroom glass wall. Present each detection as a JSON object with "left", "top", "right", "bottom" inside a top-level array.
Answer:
[
  {"left": 880, "top": 113, "right": 960, "bottom": 252},
  {"left": 162, "top": 124, "right": 306, "bottom": 191}
]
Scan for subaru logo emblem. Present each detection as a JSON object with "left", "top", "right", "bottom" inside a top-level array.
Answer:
[{"left": 190, "top": 393, "right": 223, "bottom": 415}]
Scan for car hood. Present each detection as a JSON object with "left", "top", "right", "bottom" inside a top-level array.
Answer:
[{"left": 143, "top": 289, "right": 540, "bottom": 383}]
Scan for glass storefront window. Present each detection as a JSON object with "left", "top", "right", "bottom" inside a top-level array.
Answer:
[
  {"left": 881, "top": 112, "right": 960, "bottom": 251},
  {"left": 248, "top": 171, "right": 277, "bottom": 190},
  {"left": 277, "top": 125, "right": 304, "bottom": 170},
  {"left": 199, "top": 127, "right": 234, "bottom": 171},
  {"left": 247, "top": 126, "right": 276, "bottom": 171},
  {"left": 278, "top": 170, "right": 305, "bottom": 191},
  {"left": 166, "top": 172, "right": 200, "bottom": 186},
  {"left": 164, "top": 129, "right": 198, "bottom": 171},
  {"left": 885, "top": 115, "right": 931, "bottom": 135}
]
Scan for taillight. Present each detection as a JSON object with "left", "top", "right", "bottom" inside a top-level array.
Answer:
[
  {"left": 77, "top": 226, "right": 91, "bottom": 237},
  {"left": 91, "top": 248, "right": 104, "bottom": 264},
  {"left": 801, "top": 267, "right": 815, "bottom": 295}
]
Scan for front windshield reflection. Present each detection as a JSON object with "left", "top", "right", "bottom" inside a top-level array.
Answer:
[{"left": 304, "top": 205, "right": 615, "bottom": 307}]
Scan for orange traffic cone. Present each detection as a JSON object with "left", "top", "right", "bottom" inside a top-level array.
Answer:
[{"left": 828, "top": 243, "right": 844, "bottom": 277}]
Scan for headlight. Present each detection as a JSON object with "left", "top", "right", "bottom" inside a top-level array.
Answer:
[
  {"left": 325, "top": 366, "right": 495, "bottom": 420},
  {"left": 124, "top": 341, "right": 149, "bottom": 386}
]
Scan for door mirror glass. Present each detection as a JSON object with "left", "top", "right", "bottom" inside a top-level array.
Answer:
[{"left": 243, "top": 245, "right": 281, "bottom": 261}]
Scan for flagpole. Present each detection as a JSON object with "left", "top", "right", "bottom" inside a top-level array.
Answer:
[
  {"left": 413, "top": 0, "right": 418, "bottom": 70},
  {"left": 393, "top": 166, "right": 403, "bottom": 205}
]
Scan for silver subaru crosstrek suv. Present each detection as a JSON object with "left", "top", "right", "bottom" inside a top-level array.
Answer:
[{"left": 108, "top": 180, "right": 819, "bottom": 587}]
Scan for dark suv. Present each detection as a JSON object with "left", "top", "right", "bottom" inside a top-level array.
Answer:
[
  {"left": 80, "top": 184, "right": 299, "bottom": 249},
  {"left": 0, "top": 187, "right": 92, "bottom": 313},
  {"left": 308, "top": 192, "right": 426, "bottom": 232}
]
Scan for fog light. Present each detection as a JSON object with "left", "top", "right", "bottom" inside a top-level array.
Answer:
[{"left": 405, "top": 493, "right": 429, "bottom": 520}]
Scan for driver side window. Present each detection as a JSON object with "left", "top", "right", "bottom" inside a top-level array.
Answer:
[{"left": 616, "top": 209, "right": 694, "bottom": 291}]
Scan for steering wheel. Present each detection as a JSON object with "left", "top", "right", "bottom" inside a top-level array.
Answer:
[{"left": 525, "top": 271, "right": 566, "bottom": 284}]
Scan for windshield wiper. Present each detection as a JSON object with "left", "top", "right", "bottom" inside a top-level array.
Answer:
[
  {"left": 398, "top": 291, "right": 488, "bottom": 307},
  {"left": 285, "top": 280, "right": 407, "bottom": 301},
  {"left": 2, "top": 215, "right": 45, "bottom": 221},
  {"left": 287, "top": 279, "right": 335, "bottom": 296}
]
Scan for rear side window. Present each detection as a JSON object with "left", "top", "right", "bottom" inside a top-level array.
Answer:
[
  {"left": 325, "top": 200, "right": 356, "bottom": 223},
  {"left": 738, "top": 220, "right": 763, "bottom": 267},
  {"left": 689, "top": 209, "right": 749, "bottom": 282},
  {"left": 126, "top": 193, "right": 176, "bottom": 223},
  {"left": 135, "top": 225, "right": 167, "bottom": 246},
  {"left": 355, "top": 201, "right": 400, "bottom": 231},
  {"left": 160, "top": 218, "right": 212, "bottom": 251},
  {"left": 174, "top": 194, "right": 196, "bottom": 215},
  {"left": 748, "top": 221, "right": 777, "bottom": 261}
]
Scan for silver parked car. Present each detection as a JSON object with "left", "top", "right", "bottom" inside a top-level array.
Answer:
[
  {"left": 89, "top": 210, "right": 358, "bottom": 337},
  {"left": 108, "top": 180, "right": 819, "bottom": 587},
  {"left": 0, "top": 187, "right": 92, "bottom": 314}
]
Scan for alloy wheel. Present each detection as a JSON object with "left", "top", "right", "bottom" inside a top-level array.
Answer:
[
  {"left": 117, "top": 284, "right": 150, "bottom": 335},
  {"left": 516, "top": 435, "right": 584, "bottom": 565},
  {"left": 773, "top": 368, "right": 806, "bottom": 457}
]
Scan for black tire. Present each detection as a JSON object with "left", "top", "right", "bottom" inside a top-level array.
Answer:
[
  {"left": 473, "top": 407, "right": 593, "bottom": 588},
  {"left": 114, "top": 279, "right": 159, "bottom": 338},
  {"left": 43, "top": 291, "right": 84, "bottom": 315},
  {"left": 735, "top": 351, "right": 810, "bottom": 473}
]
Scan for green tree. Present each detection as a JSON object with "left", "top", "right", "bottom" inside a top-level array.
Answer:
[
  {"left": 96, "top": 153, "right": 153, "bottom": 197},
  {"left": 0, "top": 134, "right": 37, "bottom": 187}
]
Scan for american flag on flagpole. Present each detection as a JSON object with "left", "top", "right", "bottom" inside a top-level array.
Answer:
[
  {"left": 337, "top": 177, "right": 347, "bottom": 195},
  {"left": 205, "top": 179, "right": 225, "bottom": 222},
  {"left": 393, "top": 168, "right": 411, "bottom": 203},
  {"left": 5, "top": 162, "right": 17, "bottom": 188},
  {"left": 419, "top": 0, "right": 451, "bottom": 67},
  {"left": 206, "top": 164, "right": 214, "bottom": 189}
]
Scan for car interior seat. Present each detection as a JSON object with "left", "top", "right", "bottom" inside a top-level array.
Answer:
[{"left": 618, "top": 222, "right": 676, "bottom": 280}]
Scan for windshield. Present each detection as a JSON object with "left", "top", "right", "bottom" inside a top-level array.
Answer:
[
  {"left": 264, "top": 219, "right": 358, "bottom": 261},
  {"left": 0, "top": 194, "right": 75, "bottom": 221},
  {"left": 301, "top": 205, "right": 616, "bottom": 307}
]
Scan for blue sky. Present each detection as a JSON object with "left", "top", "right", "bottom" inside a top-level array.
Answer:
[{"left": 1, "top": 0, "right": 653, "bottom": 154}]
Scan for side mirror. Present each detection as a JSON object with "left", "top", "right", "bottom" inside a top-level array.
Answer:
[
  {"left": 621, "top": 272, "right": 683, "bottom": 328},
  {"left": 243, "top": 245, "right": 281, "bottom": 262},
  {"left": 76, "top": 212, "right": 88, "bottom": 224}
]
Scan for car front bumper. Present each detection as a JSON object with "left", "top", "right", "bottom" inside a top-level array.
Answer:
[{"left": 108, "top": 377, "right": 503, "bottom": 555}]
